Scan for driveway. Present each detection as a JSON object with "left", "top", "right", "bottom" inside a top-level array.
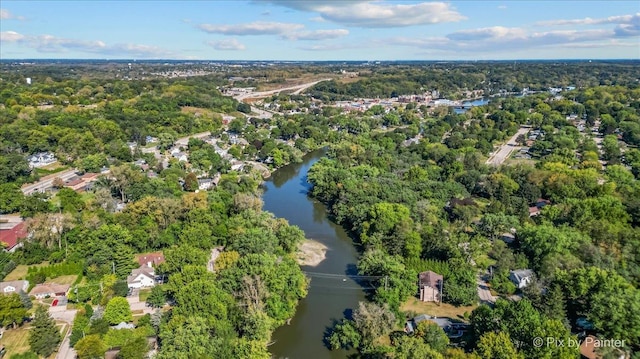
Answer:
[
  {"left": 477, "top": 276, "right": 497, "bottom": 305},
  {"left": 49, "top": 306, "right": 77, "bottom": 359}
]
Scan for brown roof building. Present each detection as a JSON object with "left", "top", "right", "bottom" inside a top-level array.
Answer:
[
  {"left": 136, "top": 252, "right": 165, "bottom": 268},
  {"left": 419, "top": 271, "right": 443, "bottom": 303},
  {"left": 29, "top": 283, "right": 70, "bottom": 298}
]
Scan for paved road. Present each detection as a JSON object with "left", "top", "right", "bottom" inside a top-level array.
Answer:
[
  {"left": 175, "top": 131, "right": 212, "bottom": 147},
  {"left": 477, "top": 277, "right": 497, "bottom": 305},
  {"left": 55, "top": 328, "right": 75, "bottom": 359},
  {"left": 485, "top": 127, "right": 530, "bottom": 166},
  {"left": 21, "top": 168, "right": 78, "bottom": 195}
]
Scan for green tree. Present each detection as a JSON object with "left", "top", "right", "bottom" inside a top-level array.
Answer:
[
  {"left": 117, "top": 336, "right": 148, "bottom": 359},
  {"left": 352, "top": 301, "right": 396, "bottom": 344},
  {"left": 19, "top": 291, "right": 32, "bottom": 309},
  {"left": 0, "top": 183, "right": 24, "bottom": 214},
  {"left": 415, "top": 321, "right": 450, "bottom": 353},
  {"left": 28, "top": 306, "right": 62, "bottom": 357},
  {"left": 75, "top": 334, "right": 108, "bottom": 359},
  {"left": 146, "top": 285, "right": 166, "bottom": 308},
  {"left": 393, "top": 335, "right": 443, "bottom": 359},
  {"left": 0, "top": 293, "right": 27, "bottom": 328},
  {"left": 475, "top": 332, "right": 523, "bottom": 359},
  {"left": 58, "top": 187, "right": 84, "bottom": 212},
  {"left": 327, "top": 319, "right": 361, "bottom": 350},
  {"left": 103, "top": 297, "right": 132, "bottom": 325},
  {"left": 184, "top": 172, "right": 199, "bottom": 192}
]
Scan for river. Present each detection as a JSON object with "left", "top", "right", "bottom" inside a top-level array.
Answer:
[
  {"left": 263, "top": 149, "right": 365, "bottom": 359},
  {"left": 453, "top": 97, "right": 491, "bottom": 114}
]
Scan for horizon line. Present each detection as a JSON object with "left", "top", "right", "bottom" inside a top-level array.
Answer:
[{"left": 1, "top": 58, "right": 639, "bottom": 62}]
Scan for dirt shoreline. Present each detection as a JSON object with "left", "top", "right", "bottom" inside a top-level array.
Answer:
[{"left": 296, "top": 239, "right": 327, "bottom": 267}]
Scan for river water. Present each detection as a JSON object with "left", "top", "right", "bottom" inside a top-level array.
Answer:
[{"left": 263, "top": 149, "right": 365, "bottom": 359}]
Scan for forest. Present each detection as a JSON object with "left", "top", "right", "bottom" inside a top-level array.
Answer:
[{"left": 0, "top": 61, "right": 639, "bottom": 358}]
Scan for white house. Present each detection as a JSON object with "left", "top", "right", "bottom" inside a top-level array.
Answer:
[
  {"left": 509, "top": 269, "right": 534, "bottom": 289},
  {"left": 27, "top": 152, "right": 57, "bottom": 168},
  {"left": 172, "top": 152, "right": 188, "bottom": 162},
  {"left": 198, "top": 178, "right": 213, "bottom": 191},
  {"left": 127, "top": 266, "right": 156, "bottom": 289},
  {"left": 0, "top": 280, "right": 29, "bottom": 295}
]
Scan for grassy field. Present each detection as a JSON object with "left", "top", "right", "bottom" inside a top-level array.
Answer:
[
  {"left": 4, "top": 262, "right": 50, "bottom": 281},
  {"left": 0, "top": 326, "right": 31, "bottom": 357},
  {"left": 401, "top": 298, "right": 477, "bottom": 322}
]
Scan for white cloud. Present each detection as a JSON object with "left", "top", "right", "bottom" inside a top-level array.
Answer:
[
  {"left": 197, "top": 20, "right": 348, "bottom": 41},
  {"left": 386, "top": 27, "right": 624, "bottom": 55},
  {"left": 0, "top": 31, "right": 25, "bottom": 42},
  {"left": 284, "top": 29, "right": 349, "bottom": 40},
  {"left": 1, "top": 31, "right": 173, "bottom": 58},
  {"left": 207, "top": 38, "right": 246, "bottom": 51},
  {"left": 537, "top": 12, "right": 640, "bottom": 26},
  {"left": 379, "top": 11, "right": 640, "bottom": 56},
  {"left": 298, "top": 42, "right": 366, "bottom": 51},
  {"left": 446, "top": 26, "right": 526, "bottom": 41},
  {"left": 260, "top": 1, "right": 465, "bottom": 27},
  {"left": 198, "top": 21, "right": 304, "bottom": 35},
  {"left": 497, "top": 5, "right": 507, "bottom": 10},
  {"left": 0, "top": 8, "right": 25, "bottom": 20}
]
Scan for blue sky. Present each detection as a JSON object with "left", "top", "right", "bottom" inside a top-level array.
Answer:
[{"left": 1, "top": 1, "right": 639, "bottom": 60}]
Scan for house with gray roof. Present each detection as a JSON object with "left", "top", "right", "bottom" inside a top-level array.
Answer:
[
  {"left": 509, "top": 269, "right": 534, "bottom": 289},
  {"left": 0, "top": 280, "right": 29, "bottom": 295}
]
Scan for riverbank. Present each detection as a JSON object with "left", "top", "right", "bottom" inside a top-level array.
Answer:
[{"left": 296, "top": 239, "right": 328, "bottom": 266}]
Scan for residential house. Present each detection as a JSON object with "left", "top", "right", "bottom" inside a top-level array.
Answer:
[
  {"left": 0, "top": 221, "right": 27, "bottom": 252},
  {"left": 63, "top": 178, "right": 85, "bottom": 191},
  {"left": 529, "top": 206, "right": 541, "bottom": 217},
  {"left": 509, "top": 269, "right": 534, "bottom": 289},
  {"left": 500, "top": 232, "right": 516, "bottom": 244},
  {"left": 127, "top": 266, "right": 156, "bottom": 289},
  {"left": 529, "top": 198, "right": 551, "bottom": 217},
  {"left": 580, "top": 335, "right": 627, "bottom": 359},
  {"left": 172, "top": 152, "right": 188, "bottom": 162},
  {"left": 198, "top": 178, "right": 213, "bottom": 191},
  {"left": 0, "top": 280, "right": 29, "bottom": 295},
  {"left": 418, "top": 271, "right": 443, "bottom": 303},
  {"left": 27, "top": 152, "right": 57, "bottom": 168},
  {"left": 134, "top": 159, "right": 149, "bottom": 171},
  {"left": 136, "top": 252, "right": 165, "bottom": 268},
  {"left": 405, "top": 314, "right": 460, "bottom": 335},
  {"left": 63, "top": 173, "right": 99, "bottom": 192},
  {"left": 29, "top": 283, "right": 70, "bottom": 299},
  {"left": 112, "top": 322, "right": 135, "bottom": 330}
]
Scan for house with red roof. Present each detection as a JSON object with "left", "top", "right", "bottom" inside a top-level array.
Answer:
[{"left": 0, "top": 222, "right": 27, "bottom": 252}]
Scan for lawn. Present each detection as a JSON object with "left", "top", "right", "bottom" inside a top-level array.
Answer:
[
  {"left": 401, "top": 298, "right": 477, "bottom": 322},
  {"left": 138, "top": 288, "right": 152, "bottom": 302},
  {"left": 45, "top": 275, "right": 78, "bottom": 286},
  {"left": 4, "top": 262, "right": 50, "bottom": 281},
  {"left": 0, "top": 326, "right": 31, "bottom": 357}
]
